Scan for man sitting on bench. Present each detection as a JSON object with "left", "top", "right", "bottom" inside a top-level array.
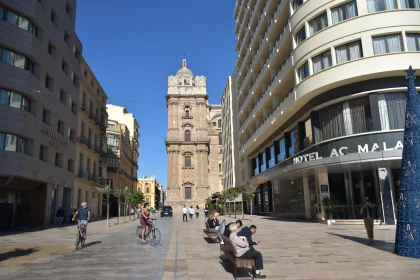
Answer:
[{"left": 229, "top": 223, "right": 266, "bottom": 279}]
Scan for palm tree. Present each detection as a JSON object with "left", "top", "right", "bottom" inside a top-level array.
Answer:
[{"left": 103, "top": 185, "right": 112, "bottom": 227}]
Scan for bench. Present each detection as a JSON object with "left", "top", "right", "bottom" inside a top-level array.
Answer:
[
  {"left": 220, "top": 236, "right": 256, "bottom": 279},
  {"left": 203, "top": 221, "right": 219, "bottom": 242}
]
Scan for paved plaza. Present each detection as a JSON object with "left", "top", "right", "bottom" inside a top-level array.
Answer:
[{"left": 1, "top": 214, "right": 420, "bottom": 279}]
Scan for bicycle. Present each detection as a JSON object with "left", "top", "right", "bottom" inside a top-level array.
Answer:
[
  {"left": 136, "top": 218, "right": 161, "bottom": 247},
  {"left": 76, "top": 220, "right": 87, "bottom": 250}
]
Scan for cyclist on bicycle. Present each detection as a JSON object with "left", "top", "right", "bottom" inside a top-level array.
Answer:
[
  {"left": 141, "top": 202, "right": 155, "bottom": 243},
  {"left": 72, "top": 202, "right": 90, "bottom": 239}
]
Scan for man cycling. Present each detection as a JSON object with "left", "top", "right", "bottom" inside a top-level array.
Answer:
[{"left": 72, "top": 202, "right": 90, "bottom": 248}]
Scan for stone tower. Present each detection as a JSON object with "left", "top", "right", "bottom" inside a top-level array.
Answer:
[{"left": 165, "top": 59, "right": 222, "bottom": 209}]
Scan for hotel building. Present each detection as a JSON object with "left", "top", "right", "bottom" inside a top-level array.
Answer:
[
  {"left": 233, "top": 0, "right": 420, "bottom": 223},
  {"left": 0, "top": 0, "right": 82, "bottom": 228}
]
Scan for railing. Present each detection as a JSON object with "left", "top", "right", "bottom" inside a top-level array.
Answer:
[
  {"left": 78, "top": 169, "right": 88, "bottom": 179},
  {"left": 94, "top": 145, "right": 101, "bottom": 155},
  {"left": 78, "top": 135, "right": 89, "bottom": 147},
  {"left": 89, "top": 111, "right": 96, "bottom": 122},
  {"left": 100, "top": 150, "right": 107, "bottom": 158},
  {"left": 88, "top": 172, "right": 95, "bottom": 181},
  {"left": 99, "top": 177, "right": 106, "bottom": 185},
  {"left": 107, "top": 166, "right": 118, "bottom": 173},
  {"left": 80, "top": 104, "right": 89, "bottom": 115},
  {"left": 181, "top": 115, "right": 193, "bottom": 119},
  {"left": 107, "top": 145, "right": 119, "bottom": 153},
  {"left": 182, "top": 165, "right": 195, "bottom": 169},
  {"left": 165, "top": 137, "right": 210, "bottom": 144}
]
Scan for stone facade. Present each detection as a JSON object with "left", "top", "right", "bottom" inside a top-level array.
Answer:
[
  {"left": 165, "top": 59, "right": 222, "bottom": 210},
  {"left": 137, "top": 176, "right": 162, "bottom": 210}
]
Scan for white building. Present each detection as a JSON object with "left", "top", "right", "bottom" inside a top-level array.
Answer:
[{"left": 233, "top": 0, "right": 420, "bottom": 222}]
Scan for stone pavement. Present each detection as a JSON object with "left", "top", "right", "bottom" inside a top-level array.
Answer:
[{"left": 1, "top": 214, "right": 420, "bottom": 279}]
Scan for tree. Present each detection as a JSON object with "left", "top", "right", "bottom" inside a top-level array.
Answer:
[
  {"left": 123, "top": 187, "right": 131, "bottom": 223},
  {"left": 103, "top": 185, "right": 112, "bottom": 227},
  {"left": 224, "top": 188, "right": 238, "bottom": 217},
  {"left": 114, "top": 186, "right": 123, "bottom": 225},
  {"left": 129, "top": 191, "right": 144, "bottom": 220},
  {"left": 241, "top": 184, "right": 258, "bottom": 222}
]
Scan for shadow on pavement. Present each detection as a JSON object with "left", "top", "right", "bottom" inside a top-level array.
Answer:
[
  {"left": 219, "top": 257, "right": 254, "bottom": 279},
  {"left": 327, "top": 232, "right": 395, "bottom": 253},
  {"left": 83, "top": 241, "right": 102, "bottom": 248},
  {"left": 0, "top": 248, "right": 39, "bottom": 262},
  {"left": 258, "top": 216, "right": 317, "bottom": 223}
]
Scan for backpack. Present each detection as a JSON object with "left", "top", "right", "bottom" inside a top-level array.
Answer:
[{"left": 218, "top": 219, "right": 226, "bottom": 241}]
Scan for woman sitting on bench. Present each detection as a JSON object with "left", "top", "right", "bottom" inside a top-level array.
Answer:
[
  {"left": 207, "top": 213, "right": 219, "bottom": 232},
  {"left": 229, "top": 223, "right": 265, "bottom": 279}
]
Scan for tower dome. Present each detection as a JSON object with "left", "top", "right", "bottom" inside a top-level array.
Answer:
[{"left": 176, "top": 59, "right": 193, "bottom": 78}]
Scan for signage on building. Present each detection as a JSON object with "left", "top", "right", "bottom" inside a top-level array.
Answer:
[
  {"left": 41, "top": 126, "right": 68, "bottom": 150},
  {"left": 321, "top": 185, "right": 328, "bottom": 192},
  {"left": 308, "top": 175, "right": 316, "bottom": 189},
  {"left": 292, "top": 131, "right": 404, "bottom": 165}
]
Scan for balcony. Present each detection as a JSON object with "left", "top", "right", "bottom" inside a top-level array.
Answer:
[
  {"left": 107, "top": 166, "right": 118, "bottom": 173},
  {"left": 181, "top": 114, "right": 193, "bottom": 119},
  {"left": 164, "top": 137, "right": 210, "bottom": 145},
  {"left": 80, "top": 104, "right": 89, "bottom": 115},
  {"left": 78, "top": 169, "right": 88, "bottom": 179},
  {"left": 182, "top": 165, "right": 194, "bottom": 169},
  {"left": 94, "top": 145, "right": 101, "bottom": 155},
  {"left": 78, "top": 135, "right": 89, "bottom": 147},
  {"left": 107, "top": 145, "right": 119, "bottom": 154}
]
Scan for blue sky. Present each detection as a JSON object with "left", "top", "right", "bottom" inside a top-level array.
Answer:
[{"left": 76, "top": 1, "right": 236, "bottom": 188}]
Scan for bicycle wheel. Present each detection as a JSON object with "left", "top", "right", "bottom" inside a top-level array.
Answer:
[
  {"left": 136, "top": 227, "right": 143, "bottom": 244},
  {"left": 148, "top": 228, "right": 161, "bottom": 247}
]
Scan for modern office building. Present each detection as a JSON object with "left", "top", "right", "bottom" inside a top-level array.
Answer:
[
  {"left": 221, "top": 76, "right": 240, "bottom": 190},
  {"left": 0, "top": 0, "right": 82, "bottom": 229},
  {"left": 165, "top": 59, "right": 223, "bottom": 210},
  {"left": 73, "top": 58, "right": 108, "bottom": 218},
  {"left": 233, "top": 0, "right": 420, "bottom": 223},
  {"left": 106, "top": 105, "right": 139, "bottom": 194}
]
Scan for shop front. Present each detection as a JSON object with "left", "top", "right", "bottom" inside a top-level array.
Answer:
[{"left": 250, "top": 130, "right": 403, "bottom": 224}]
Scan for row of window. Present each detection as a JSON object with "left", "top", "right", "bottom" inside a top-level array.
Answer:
[
  {"left": 0, "top": 132, "right": 27, "bottom": 153},
  {"left": 79, "top": 153, "right": 102, "bottom": 176},
  {"left": 0, "top": 47, "right": 35, "bottom": 73},
  {"left": 298, "top": 33, "right": 420, "bottom": 82},
  {"left": 0, "top": 5, "right": 38, "bottom": 35},
  {"left": 83, "top": 69, "right": 105, "bottom": 99},
  {"left": 251, "top": 92, "right": 407, "bottom": 176},
  {"left": 295, "top": 0, "right": 420, "bottom": 47},
  {"left": 0, "top": 88, "right": 31, "bottom": 112},
  {"left": 41, "top": 109, "right": 76, "bottom": 142}
]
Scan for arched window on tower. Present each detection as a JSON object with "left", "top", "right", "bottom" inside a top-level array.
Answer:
[
  {"left": 185, "top": 110, "right": 190, "bottom": 117},
  {"left": 185, "top": 155, "right": 192, "bottom": 168},
  {"left": 218, "top": 119, "right": 221, "bottom": 128},
  {"left": 218, "top": 132, "right": 222, "bottom": 145},
  {"left": 185, "top": 130, "right": 191, "bottom": 142}
]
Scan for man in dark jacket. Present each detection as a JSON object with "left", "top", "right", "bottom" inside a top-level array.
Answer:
[
  {"left": 237, "top": 225, "right": 257, "bottom": 246},
  {"left": 223, "top": 220, "right": 242, "bottom": 238},
  {"left": 360, "top": 199, "right": 376, "bottom": 245},
  {"left": 56, "top": 206, "right": 64, "bottom": 226}
]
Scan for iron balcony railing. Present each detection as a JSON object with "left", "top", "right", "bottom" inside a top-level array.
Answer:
[
  {"left": 78, "top": 135, "right": 89, "bottom": 147},
  {"left": 164, "top": 137, "right": 210, "bottom": 144},
  {"left": 78, "top": 169, "right": 88, "bottom": 179},
  {"left": 107, "top": 166, "right": 118, "bottom": 173}
]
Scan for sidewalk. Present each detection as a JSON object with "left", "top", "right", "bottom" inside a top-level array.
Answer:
[
  {"left": 0, "top": 216, "right": 138, "bottom": 278},
  {"left": 164, "top": 214, "right": 420, "bottom": 280}
]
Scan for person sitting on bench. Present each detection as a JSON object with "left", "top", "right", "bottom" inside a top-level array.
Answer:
[
  {"left": 224, "top": 220, "right": 243, "bottom": 238},
  {"left": 229, "top": 223, "right": 265, "bottom": 278},
  {"left": 207, "top": 213, "right": 218, "bottom": 232}
]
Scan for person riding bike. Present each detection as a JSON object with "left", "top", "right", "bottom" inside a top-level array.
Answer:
[
  {"left": 72, "top": 202, "right": 91, "bottom": 247},
  {"left": 141, "top": 202, "right": 155, "bottom": 243}
]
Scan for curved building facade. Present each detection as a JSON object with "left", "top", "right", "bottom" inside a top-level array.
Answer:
[{"left": 233, "top": 0, "right": 420, "bottom": 223}]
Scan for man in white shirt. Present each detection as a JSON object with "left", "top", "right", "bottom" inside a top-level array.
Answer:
[{"left": 182, "top": 205, "right": 188, "bottom": 222}]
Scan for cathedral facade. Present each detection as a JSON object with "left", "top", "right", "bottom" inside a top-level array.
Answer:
[{"left": 165, "top": 59, "right": 222, "bottom": 209}]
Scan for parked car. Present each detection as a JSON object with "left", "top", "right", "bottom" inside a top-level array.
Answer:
[{"left": 161, "top": 206, "right": 173, "bottom": 217}]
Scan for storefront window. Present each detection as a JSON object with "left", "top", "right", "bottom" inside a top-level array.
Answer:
[
  {"left": 377, "top": 93, "right": 406, "bottom": 130},
  {"left": 268, "top": 146, "right": 275, "bottom": 168},
  {"left": 259, "top": 153, "right": 267, "bottom": 172},
  {"left": 274, "top": 179, "right": 305, "bottom": 217},
  {"left": 288, "top": 128, "right": 300, "bottom": 156},
  {"left": 329, "top": 173, "right": 351, "bottom": 219},
  {"left": 253, "top": 157, "right": 259, "bottom": 176},
  {"left": 276, "top": 138, "right": 286, "bottom": 162}
]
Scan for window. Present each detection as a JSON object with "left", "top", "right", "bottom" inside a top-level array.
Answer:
[
  {"left": 99, "top": 167, "right": 103, "bottom": 177},
  {"left": 185, "top": 110, "right": 190, "bottom": 117},
  {"left": 146, "top": 185, "right": 150, "bottom": 193},
  {"left": 268, "top": 146, "right": 275, "bottom": 168},
  {"left": 252, "top": 157, "right": 260, "bottom": 176},
  {"left": 74, "top": 47, "right": 81, "bottom": 61},
  {"left": 57, "top": 121, "right": 64, "bottom": 135},
  {"left": 66, "top": 3, "right": 73, "bottom": 17},
  {"left": 61, "top": 60, "right": 68, "bottom": 75},
  {"left": 85, "top": 191, "right": 88, "bottom": 202},
  {"left": 68, "top": 159, "right": 74, "bottom": 172},
  {"left": 84, "top": 69, "right": 88, "bottom": 78},
  {"left": 60, "top": 91, "right": 66, "bottom": 105},
  {"left": 106, "top": 178, "right": 114, "bottom": 188},
  {"left": 219, "top": 164, "right": 222, "bottom": 172},
  {"left": 367, "top": 0, "right": 397, "bottom": 13},
  {"left": 377, "top": 93, "right": 406, "bottom": 130},
  {"left": 401, "top": 0, "right": 420, "bottom": 8},
  {"left": 288, "top": 127, "right": 300, "bottom": 156},
  {"left": 295, "top": 26, "right": 306, "bottom": 46},
  {"left": 55, "top": 153, "right": 62, "bottom": 167},
  {"left": 1, "top": 7, "right": 38, "bottom": 35},
  {"left": 3, "top": 134, "right": 27, "bottom": 153},
  {"left": 64, "top": 30, "right": 70, "bottom": 44},
  {"left": 372, "top": 34, "right": 403, "bottom": 55},
  {"left": 0, "top": 88, "right": 31, "bottom": 112},
  {"left": 72, "top": 73, "right": 79, "bottom": 87},
  {"left": 0, "top": 47, "right": 35, "bottom": 73},
  {"left": 39, "top": 145, "right": 46, "bottom": 161},
  {"left": 91, "top": 80, "right": 94, "bottom": 88},
  {"left": 70, "top": 129, "right": 75, "bottom": 142},
  {"left": 259, "top": 152, "right": 267, "bottom": 172},
  {"left": 312, "top": 50, "right": 332, "bottom": 74},
  {"left": 185, "top": 156, "right": 192, "bottom": 167},
  {"left": 309, "top": 12, "right": 328, "bottom": 36},
  {"left": 42, "top": 109, "right": 50, "bottom": 125},
  {"left": 45, "top": 74, "right": 52, "bottom": 90},
  {"left": 276, "top": 138, "right": 286, "bottom": 162},
  {"left": 50, "top": 9, "right": 56, "bottom": 24},
  {"left": 331, "top": 1, "right": 358, "bottom": 24},
  {"left": 406, "top": 33, "right": 420, "bottom": 51},
  {"left": 335, "top": 40, "right": 363, "bottom": 64},
  {"left": 184, "top": 130, "right": 191, "bottom": 141},
  {"left": 218, "top": 119, "right": 222, "bottom": 128},
  {"left": 218, "top": 132, "right": 222, "bottom": 145},
  {"left": 185, "top": 187, "right": 192, "bottom": 199},
  {"left": 77, "top": 189, "right": 82, "bottom": 207},
  {"left": 72, "top": 102, "right": 77, "bottom": 114},
  {"left": 48, "top": 41, "right": 55, "bottom": 56},
  {"left": 303, "top": 119, "right": 313, "bottom": 148},
  {"left": 292, "top": 0, "right": 304, "bottom": 11},
  {"left": 298, "top": 62, "right": 310, "bottom": 81}
]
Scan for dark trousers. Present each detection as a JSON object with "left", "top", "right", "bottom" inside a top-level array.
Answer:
[
  {"left": 241, "top": 250, "right": 264, "bottom": 270},
  {"left": 183, "top": 214, "right": 188, "bottom": 222},
  {"left": 189, "top": 214, "right": 193, "bottom": 220},
  {"left": 204, "top": 211, "right": 208, "bottom": 218},
  {"left": 364, "top": 218, "right": 374, "bottom": 240},
  {"left": 196, "top": 212, "right": 199, "bottom": 219}
]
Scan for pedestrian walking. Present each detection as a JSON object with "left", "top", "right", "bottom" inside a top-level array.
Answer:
[
  {"left": 182, "top": 205, "right": 188, "bottom": 222},
  {"left": 195, "top": 205, "right": 200, "bottom": 219},
  {"left": 204, "top": 204, "right": 209, "bottom": 218},
  {"left": 361, "top": 199, "right": 375, "bottom": 245},
  {"left": 189, "top": 206, "right": 194, "bottom": 220},
  {"left": 56, "top": 206, "right": 64, "bottom": 226}
]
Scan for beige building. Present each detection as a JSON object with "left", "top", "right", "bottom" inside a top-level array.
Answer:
[
  {"left": 165, "top": 59, "right": 222, "bottom": 209},
  {"left": 221, "top": 76, "right": 240, "bottom": 190},
  {"left": 73, "top": 58, "right": 108, "bottom": 217},
  {"left": 233, "top": 0, "right": 420, "bottom": 222},
  {"left": 106, "top": 105, "right": 139, "bottom": 201},
  {"left": 137, "top": 176, "right": 162, "bottom": 209},
  {"left": 0, "top": 0, "right": 82, "bottom": 229}
]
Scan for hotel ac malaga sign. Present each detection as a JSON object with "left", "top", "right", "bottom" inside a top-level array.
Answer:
[
  {"left": 293, "top": 131, "right": 404, "bottom": 164},
  {"left": 41, "top": 126, "right": 68, "bottom": 150}
]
